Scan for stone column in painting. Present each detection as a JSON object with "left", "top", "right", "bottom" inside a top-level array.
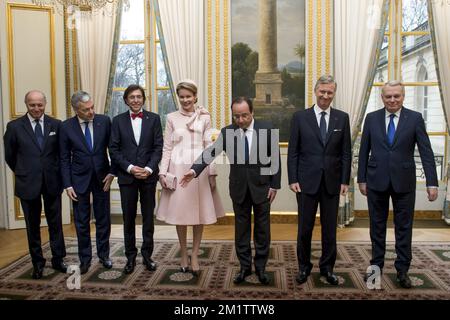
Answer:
[{"left": 253, "top": 0, "right": 283, "bottom": 106}]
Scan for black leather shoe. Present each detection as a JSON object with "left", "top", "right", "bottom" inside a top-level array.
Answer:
[
  {"left": 296, "top": 270, "right": 310, "bottom": 284},
  {"left": 31, "top": 266, "right": 44, "bottom": 279},
  {"left": 143, "top": 257, "right": 157, "bottom": 271},
  {"left": 320, "top": 271, "right": 339, "bottom": 285},
  {"left": 255, "top": 269, "right": 270, "bottom": 285},
  {"left": 123, "top": 260, "right": 136, "bottom": 274},
  {"left": 233, "top": 269, "right": 252, "bottom": 284},
  {"left": 99, "top": 258, "right": 113, "bottom": 269},
  {"left": 51, "top": 261, "right": 68, "bottom": 273},
  {"left": 80, "top": 263, "right": 91, "bottom": 275},
  {"left": 397, "top": 272, "right": 412, "bottom": 289}
]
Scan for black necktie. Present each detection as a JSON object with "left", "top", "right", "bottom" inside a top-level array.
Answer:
[
  {"left": 320, "top": 111, "right": 327, "bottom": 143},
  {"left": 243, "top": 128, "right": 249, "bottom": 164},
  {"left": 34, "top": 120, "right": 44, "bottom": 150}
]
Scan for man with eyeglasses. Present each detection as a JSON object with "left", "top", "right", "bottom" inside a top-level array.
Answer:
[{"left": 181, "top": 97, "right": 281, "bottom": 285}]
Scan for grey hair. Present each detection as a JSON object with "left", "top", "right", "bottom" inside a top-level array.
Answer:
[
  {"left": 71, "top": 90, "right": 91, "bottom": 109},
  {"left": 24, "top": 90, "right": 47, "bottom": 104},
  {"left": 314, "top": 74, "right": 337, "bottom": 91},
  {"left": 382, "top": 80, "right": 405, "bottom": 95}
]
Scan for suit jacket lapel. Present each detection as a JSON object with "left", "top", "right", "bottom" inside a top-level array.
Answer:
[
  {"left": 392, "top": 107, "right": 408, "bottom": 146},
  {"left": 306, "top": 106, "right": 324, "bottom": 145},
  {"left": 42, "top": 116, "right": 52, "bottom": 150},
  {"left": 325, "top": 108, "right": 338, "bottom": 146},
  {"left": 379, "top": 109, "right": 389, "bottom": 146},
  {"left": 21, "top": 115, "right": 41, "bottom": 151},
  {"left": 93, "top": 115, "right": 102, "bottom": 152},
  {"left": 250, "top": 121, "right": 259, "bottom": 164},
  {"left": 124, "top": 113, "right": 138, "bottom": 146},
  {"left": 138, "top": 111, "right": 150, "bottom": 146},
  {"left": 72, "top": 116, "right": 91, "bottom": 152}
]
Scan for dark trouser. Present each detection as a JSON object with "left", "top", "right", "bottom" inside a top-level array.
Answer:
[
  {"left": 296, "top": 179, "right": 339, "bottom": 274},
  {"left": 72, "top": 175, "right": 111, "bottom": 265},
  {"left": 119, "top": 180, "right": 156, "bottom": 262},
  {"left": 20, "top": 184, "right": 66, "bottom": 268},
  {"left": 233, "top": 187, "right": 271, "bottom": 272},
  {"left": 367, "top": 184, "right": 415, "bottom": 273}
]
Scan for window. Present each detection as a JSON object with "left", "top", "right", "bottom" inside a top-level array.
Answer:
[
  {"left": 106, "top": 0, "right": 176, "bottom": 125},
  {"left": 364, "top": 0, "right": 446, "bottom": 181}
]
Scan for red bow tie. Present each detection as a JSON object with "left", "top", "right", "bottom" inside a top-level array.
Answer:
[{"left": 131, "top": 112, "right": 143, "bottom": 120}]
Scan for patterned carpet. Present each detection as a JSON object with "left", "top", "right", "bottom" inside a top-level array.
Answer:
[{"left": 0, "top": 238, "right": 450, "bottom": 300}]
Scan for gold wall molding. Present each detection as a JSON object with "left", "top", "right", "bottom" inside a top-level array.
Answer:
[
  {"left": 7, "top": 3, "right": 57, "bottom": 220},
  {"left": 215, "top": 0, "right": 221, "bottom": 129},
  {"left": 306, "top": 0, "right": 333, "bottom": 107},
  {"left": 307, "top": 0, "right": 314, "bottom": 106},
  {"left": 206, "top": 0, "right": 232, "bottom": 130},
  {"left": 223, "top": 0, "right": 230, "bottom": 126},
  {"left": 7, "top": 3, "right": 57, "bottom": 119},
  {"left": 207, "top": 0, "right": 213, "bottom": 117}
]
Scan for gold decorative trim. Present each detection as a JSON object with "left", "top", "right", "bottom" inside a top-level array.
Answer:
[
  {"left": 7, "top": 3, "right": 57, "bottom": 119},
  {"left": 393, "top": 0, "right": 399, "bottom": 80},
  {"left": 215, "top": 0, "right": 221, "bottom": 129},
  {"left": 145, "top": 0, "right": 152, "bottom": 111},
  {"left": 120, "top": 40, "right": 145, "bottom": 45},
  {"left": 72, "top": 28, "right": 78, "bottom": 92},
  {"left": 223, "top": 0, "right": 230, "bottom": 127},
  {"left": 64, "top": 7, "right": 71, "bottom": 118},
  {"left": 385, "top": 1, "right": 392, "bottom": 81},
  {"left": 151, "top": 4, "right": 157, "bottom": 112},
  {"left": 402, "top": 31, "right": 429, "bottom": 36},
  {"left": 207, "top": 0, "right": 213, "bottom": 117},
  {"left": 316, "top": 0, "right": 322, "bottom": 78},
  {"left": 325, "top": 0, "right": 331, "bottom": 74},
  {"left": 307, "top": 0, "right": 314, "bottom": 106}
]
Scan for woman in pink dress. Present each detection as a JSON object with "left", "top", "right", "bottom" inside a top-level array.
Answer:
[{"left": 156, "top": 80, "right": 225, "bottom": 275}]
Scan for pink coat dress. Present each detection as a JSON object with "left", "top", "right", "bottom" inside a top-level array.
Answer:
[{"left": 156, "top": 107, "right": 225, "bottom": 225}]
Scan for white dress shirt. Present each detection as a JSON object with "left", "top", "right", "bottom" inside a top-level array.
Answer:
[
  {"left": 241, "top": 118, "right": 254, "bottom": 150},
  {"left": 385, "top": 108, "right": 401, "bottom": 132},
  {"left": 27, "top": 113, "right": 44, "bottom": 131},
  {"left": 314, "top": 104, "right": 330, "bottom": 131},
  {"left": 127, "top": 109, "right": 152, "bottom": 175}
]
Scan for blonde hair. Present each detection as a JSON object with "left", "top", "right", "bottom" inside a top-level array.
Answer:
[{"left": 176, "top": 81, "right": 198, "bottom": 103}]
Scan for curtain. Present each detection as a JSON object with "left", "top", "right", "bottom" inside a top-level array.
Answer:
[
  {"left": 333, "top": 0, "right": 389, "bottom": 227},
  {"left": 103, "top": 1, "right": 123, "bottom": 115},
  {"left": 76, "top": 3, "right": 118, "bottom": 113},
  {"left": 156, "top": 0, "right": 206, "bottom": 108},
  {"left": 428, "top": 0, "right": 450, "bottom": 225}
]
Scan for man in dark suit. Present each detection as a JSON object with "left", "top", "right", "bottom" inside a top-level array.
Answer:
[
  {"left": 3, "top": 90, "right": 67, "bottom": 279},
  {"left": 59, "top": 91, "right": 116, "bottom": 274},
  {"left": 358, "top": 80, "right": 438, "bottom": 289},
  {"left": 109, "top": 84, "right": 163, "bottom": 274},
  {"left": 287, "top": 75, "right": 351, "bottom": 286},
  {"left": 181, "top": 97, "right": 281, "bottom": 285}
]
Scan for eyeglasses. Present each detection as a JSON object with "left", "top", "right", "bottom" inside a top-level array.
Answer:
[{"left": 232, "top": 113, "right": 251, "bottom": 120}]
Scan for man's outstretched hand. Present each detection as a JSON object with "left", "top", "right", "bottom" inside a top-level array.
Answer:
[{"left": 180, "top": 170, "right": 195, "bottom": 188}]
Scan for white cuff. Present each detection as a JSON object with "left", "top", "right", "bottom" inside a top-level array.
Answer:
[{"left": 144, "top": 167, "right": 153, "bottom": 174}]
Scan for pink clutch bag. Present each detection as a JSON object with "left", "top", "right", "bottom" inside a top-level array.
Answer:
[{"left": 165, "top": 173, "right": 177, "bottom": 191}]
